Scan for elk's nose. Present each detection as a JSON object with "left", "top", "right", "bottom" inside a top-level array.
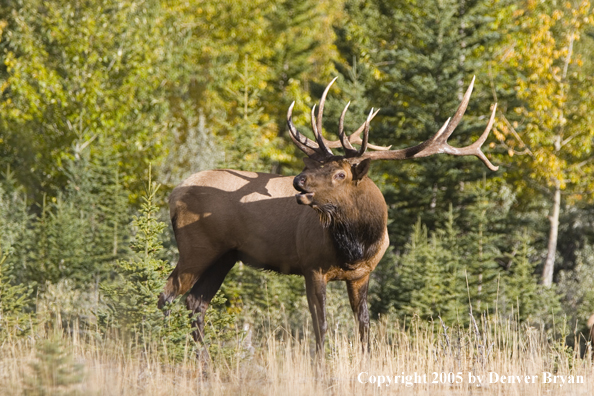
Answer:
[{"left": 293, "top": 174, "right": 307, "bottom": 191}]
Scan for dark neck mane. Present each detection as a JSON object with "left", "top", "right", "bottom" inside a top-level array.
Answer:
[{"left": 315, "top": 195, "right": 386, "bottom": 265}]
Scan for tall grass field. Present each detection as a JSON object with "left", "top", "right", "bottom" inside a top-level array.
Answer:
[{"left": 1, "top": 309, "right": 592, "bottom": 396}]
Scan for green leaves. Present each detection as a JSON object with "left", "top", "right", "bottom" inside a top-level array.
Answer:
[
  {"left": 0, "top": 0, "right": 171, "bottom": 199},
  {"left": 492, "top": 0, "right": 594, "bottom": 285},
  {"left": 497, "top": 1, "right": 594, "bottom": 193}
]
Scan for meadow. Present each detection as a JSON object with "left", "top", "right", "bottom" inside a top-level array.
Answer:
[{"left": 2, "top": 307, "right": 592, "bottom": 396}]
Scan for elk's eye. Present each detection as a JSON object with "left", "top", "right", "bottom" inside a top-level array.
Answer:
[{"left": 334, "top": 172, "right": 346, "bottom": 180}]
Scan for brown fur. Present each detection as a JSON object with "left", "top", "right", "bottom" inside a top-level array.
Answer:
[{"left": 159, "top": 160, "right": 389, "bottom": 351}]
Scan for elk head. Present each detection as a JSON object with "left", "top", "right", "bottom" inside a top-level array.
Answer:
[{"left": 288, "top": 76, "right": 498, "bottom": 211}]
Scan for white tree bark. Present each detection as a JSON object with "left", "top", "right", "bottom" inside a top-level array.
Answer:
[{"left": 542, "top": 184, "right": 560, "bottom": 286}]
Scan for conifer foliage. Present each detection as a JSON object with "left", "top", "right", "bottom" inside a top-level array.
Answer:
[
  {"left": 370, "top": 186, "right": 560, "bottom": 325},
  {"left": 0, "top": 181, "right": 32, "bottom": 340},
  {"left": 101, "top": 167, "right": 195, "bottom": 361},
  {"left": 24, "top": 337, "right": 84, "bottom": 396},
  {"left": 0, "top": 233, "right": 31, "bottom": 340}
]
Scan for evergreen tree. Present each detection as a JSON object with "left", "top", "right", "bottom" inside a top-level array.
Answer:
[
  {"left": 65, "top": 144, "right": 131, "bottom": 276},
  {"left": 457, "top": 182, "right": 502, "bottom": 315},
  {"left": 202, "top": 291, "right": 243, "bottom": 362},
  {"left": 101, "top": 168, "right": 194, "bottom": 361},
  {"left": 335, "top": 0, "right": 506, "bottom": 248},
  {"left": 500, "top": 232, "right": 560, "bottom": 323},
  {"left": 558, "top": 243, "right": 594, "bottom": 334},
  {"left": 15, "top": 144, "right": 130, "bottom": 297},
  {"left": 0, "top": 174, "right": 33, "bottom": 340},
  {"left": 221, "top": 263, "right": 307, "bottom": 339},
  {"left": 369, "top": 249, "right": 400, "bottom": 319},
  {"left": 396, "top": 219, "right": 453, "bottom": 320},
  {"left": 219, "top": 55, "right": 278, "bottom": 172},
  {"left": 28, "top": 194, "right": 89, "bottom": 287},
  {"left": 372, "top": 217, "right": 463, "bottom": 321},
  {"left": 161, "top": 104, "right": 224, "bottom": 185},
  {"left": 24, "top": 337, "right": 84, "bottom": 396},
  {"left": 0, "top": 234, "right": 31, "bottom": 340},
  {"left": 369, "top": 192, "right": 546, "bottom": 325},
  {"left": 260, "top": 0, "right": 340, "bottom": 139}
]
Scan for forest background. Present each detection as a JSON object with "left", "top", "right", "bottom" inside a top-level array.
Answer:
[{"left": 1, "top": 0, "right": 594, "bottom": 361}]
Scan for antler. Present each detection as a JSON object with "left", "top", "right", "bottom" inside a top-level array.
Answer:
[
  {"left": 287, "top": 76, "right": 498, "bottom": 171},
  {"left": 358, "top": 77, "right": 498, "bottom": 171},
  {"left": 287, "top": 78, "right": 390, "bottom": 161},
  {"left": 287, "top": 79, "right": 335, "bottom": 162}
]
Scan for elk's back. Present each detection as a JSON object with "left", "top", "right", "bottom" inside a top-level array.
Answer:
[{"left": 169, "top": 170, "right": 332, "bottom": 275}]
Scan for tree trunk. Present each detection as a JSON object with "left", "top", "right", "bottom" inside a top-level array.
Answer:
[{"left": 542, "top": 185, "right": 561, "bottom": 286}]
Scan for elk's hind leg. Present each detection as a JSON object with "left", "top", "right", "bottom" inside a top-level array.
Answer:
[
  {"left": 158, "top": 266, "right": 182, "bottom": 310},
  {"left": 186, "top": 250, "right": 238, "bottom": 343}
]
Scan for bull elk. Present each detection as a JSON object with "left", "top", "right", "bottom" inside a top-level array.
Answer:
[{"left": 158, "top": 77, "right": 498, "bottom": 351}]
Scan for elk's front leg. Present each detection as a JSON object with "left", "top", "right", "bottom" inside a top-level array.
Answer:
[
  {"left": 346, "top": 274, "right": 370, "bottom": 349},
  {"left": 305, "top": 272, "right": 328, "bottom": 353}
]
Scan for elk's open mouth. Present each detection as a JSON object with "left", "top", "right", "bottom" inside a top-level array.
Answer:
[{"left": 295, "top": 192, "right": 315, "bottom": 205}]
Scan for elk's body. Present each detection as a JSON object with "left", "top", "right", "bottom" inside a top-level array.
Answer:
[
  {"left": 159, "top": 77, "right": 498, "bottom": 351},
  {"left": 162, "top": 168, "right": 388, "bottom": 346}
]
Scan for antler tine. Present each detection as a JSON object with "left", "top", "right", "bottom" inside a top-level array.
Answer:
[
  {"left": 310, "top": 104, "right": 334, "bottom": 157},
  {"left": 315, "top": 77, "right": 390, "bottom": 154},
  {"left": 358, "top": 108, "right": 374, "bottom": 156},
  {"left": 288, "top": 78, "right": 498, "bottom": 168},
  {"left": 326, "top": 107, "right": 391, "bottom": 151},
  {"left": 473, "top": 103, "right": 497, "bottom": 147},
  {"left": 347, "top": 108, "right": 390, "bottom": 150},
  {"left": 439, "top": 76, "right": 475, "bottom": 142},
  {"left": 287, "top": 80, "right": 391, "bottom": 161},
  {"left": 338, "top": 101, "right": 359, "bottom": 157},
  {"left": 310, "top": 104, "right": 318, "bottom": 136},
  {"left": 287, "top": 101, "right": 323, "bottom": 158},
  {"left": 316, "top": 77, "right": 338, "bottom": 139},
  {"left": 426, "top": 118, "right": 451, "bottom": 146},
  {"left": 348, "top": 108, "right": 380, "bottom": 139},
  {"left": 466, "top": 103, "right": 499, "bottom": 171}
]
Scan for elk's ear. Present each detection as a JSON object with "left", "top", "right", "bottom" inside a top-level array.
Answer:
[
  {"left": 351, "top": 158, "right": 371, "bottom": 182},
  {"left": 302, "top": 157, "right": 322, "bottom": 170}
]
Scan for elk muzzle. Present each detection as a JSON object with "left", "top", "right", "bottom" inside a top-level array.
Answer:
[{"left": 293, "top": 174, "right": 315, "bottom": 205}]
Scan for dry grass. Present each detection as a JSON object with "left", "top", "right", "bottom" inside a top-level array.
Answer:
[{"left": 1, "top": 312, "right": 593, "bottom": 396}]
